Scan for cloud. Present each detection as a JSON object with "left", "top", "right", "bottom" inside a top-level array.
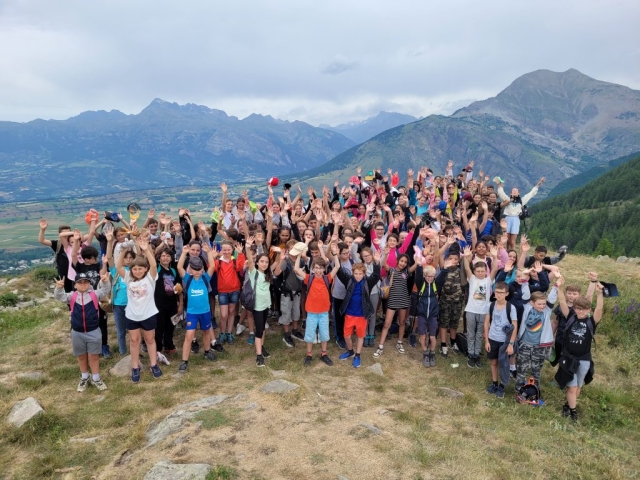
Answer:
[{"left": 321, "top": 55, "right": 358, "bottom": 75}]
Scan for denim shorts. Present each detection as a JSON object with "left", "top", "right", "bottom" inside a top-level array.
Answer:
[
  {"left": 305, "top": 312, "right": 330, "bottom": 343},
  {"left": 218, "top": 290, "right": 240, "bottom": 306}
]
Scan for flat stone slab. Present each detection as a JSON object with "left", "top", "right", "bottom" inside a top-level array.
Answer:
[
  {"left": 359, "top": 422, "right": 382, "bottom": 435},
  {"left": 438, "top": 387, "right": 464, "bottom": 398},
  {"left": 261, "top": 379, "right": 300, "bottom": 393},
  {"left": 110, "top": 355, "right": 145, "bottom": 377},
  {"left": 144, "top": 461, "right": 211, "bottom": 480},
  {"left": 367, "top": 363, "right": 384, "bottom": 376},
  {"left": 16, "top": 371, "right": 45, "bottom": 381},
  {"left": 7, "top": 397, "right": 44, "bottom": 428}
]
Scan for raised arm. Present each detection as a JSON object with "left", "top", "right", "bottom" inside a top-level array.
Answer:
[
  {"left": 585, "top": 271, "right": 598, "bottom": 304},
  {"left": 38, "top": 218, "right": 52, "bottom": 247},
  {"left": 177, "top": 245, "right": 188, "bottom": 278},
  {"left": 220, "top": 182, "right": 228, "bottom": 211},
  {"left": 462, "top": 246, "right": 473, "bottom": 279},
  {"left": 137, "top": 237, "right": 157, "bottom": 280},
  {"left": 593, "top": 282, "right": 604, "bottom": 324},
  {"left": 517, "top": 234, "right": 530, "bottom": 268},
  {"left": 555, "top": 276, "right": 570, "bottom": 318},
  {"left": 202, "top": 242, "right": 217, "bottom": 277},
  {"left": 489, "top": 245, "right": 500, "bottom": 280},
  {"left": 71, "top": 229, "right": 82, "bottom": 267}
]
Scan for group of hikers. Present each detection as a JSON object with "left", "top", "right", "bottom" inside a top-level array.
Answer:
[{"left": 40, "top": 161, "right": 605, "bottom": 421}]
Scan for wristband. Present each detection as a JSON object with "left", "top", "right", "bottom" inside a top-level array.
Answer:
[{"left": 509, "top": 342, "right": 515, "bottom": 345}]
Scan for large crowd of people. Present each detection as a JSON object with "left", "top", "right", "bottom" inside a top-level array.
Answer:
[{"left": 39, "top": 161, "right": 604, "bottom": 421}]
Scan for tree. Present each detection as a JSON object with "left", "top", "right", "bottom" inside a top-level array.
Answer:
[{"left": 594, "top": 237, "right": 616, "bottom": 257}]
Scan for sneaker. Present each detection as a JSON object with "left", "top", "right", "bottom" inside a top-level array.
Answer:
[
  {"left": 429, "top": 351, "right": 436, "bottom": 367},
  {"left": 236, "top": 323, "right": 246, "bottom": 336},
  {"left": 496, "top": 385, "right": 505, "bottom": 399},
  {"left": 227, "top": 333, "right": 235, "bottom": 345},
  {"left": 304, "top": 355, "right": 313, "bottom": 367},
  {"left": 467, "top": 357, "right": 475, "bottom": 368},
  {"left": 562, "top": 403, "right": 570, "bottom": 418},
  {"left": 218, "top": 333, "right": 227, "bottom": 345},
  {"left": 409, "top": 333, "right": 417, "bottom": 348},
  {"left": 570, "top": 409, "right": 579, "bottom": 422},
  {"left": 510, "top": 370, "right": 517, "bottom": 380},
  {"left": 90, "top": 377, "right": 107, "bottom": 391},
  {"left": 178, "top": 361, "right": 188, "bottom": 373},
  {"left": 102, "top": 345, "right": 112, "bottom": 359},
  {"left": 77, "top": 377, "right": 90, "bottom": 392},
  {"left": 339, "top": 350, "right": 355, "bottom": 360},
  {"left": 396, "top": 342, "right": 406, "bottom": 354},
  {"left": 203, "top": 350, "right": 217, "bottom": 362},
  {"left": 150, "top": 364, "right": 163, "bottom": 379},
  {"left": 283, "top": 335, "right": 295, "bottom": 348},
  {"left": 352, "top": 356, "right": 361, "bottom": 368},
  {"left": 321, "top": 354, "right": 334, "bottom": 366},
  {"left": 373, "top": 347, "right": 384, "bottom": 358},
  {"left": 157, "top": 351, "right": 171, "bottom": 366},
  {"left": 450, "top": 342, "right": 461, "bottom": 354},
  {"left": 292, "top": 330, "right": 304, "bottom": 341},
  {"left": 141, "top": 343, "right": 148, "bottom": 353},
  {"left": 256, "top": 355, "right": 265, "bottom": 367},
  {"left": 265, "top": 322, "right": 270, "bottom": 330},
  {"left": 247, "top": 333, "right": 256, "bottom": 346},
  {"left": 440, "top": 346, "right": 449, "bottom": 359},
  {"left": 336, "top": 338, "right": 347, "bottom": 350},
  {"left": 475, "top": 357, "right": 482, "bottom": 369},
  {"left": 211, "top": 341, "right": 225, "bottom": 353},
  {"left": 486, "top": 383, "right": 499, "bottom": 395},
  {"left": 131, "top": 367, "right": 141, "bottom": 383},
  {"left": 191, "top": 338, "right": 200, "bottom": 353},
  {"left": 422, "top": 353, "right": 430, "bottom": 368},
  {"left": 262, "top": 347, "right": 270, "bottom": 358}
]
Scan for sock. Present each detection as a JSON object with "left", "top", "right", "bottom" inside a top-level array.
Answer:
[
  {"left": 204, "top": 349, "right": 210, "bottom": 355},
  {"left": 211, "top": 339, "right": 217, "bottom": 346},
  {"left": 442, "top": 345, "right": 448, "bottom": 353},
  {"left": 441, "top": 342, "right": 446, "bottom": 349},
  {"left": 423, "top": 350, "right": 428, "bottom": 355},
  {"left": 348, "top": 349, "right": 354, "bottom": 355},
  {"left": 321, "top": 350, "right": 327, "bottom": 356},
  {"left": 378, "top": 344, "right": 384, "bottom": 349},
  {"left": 493, "top": 381, "right": 498, "bottom": 387},
  {"left": 355, "top": 353, "right": 360, "bottom": 358},
  {"left": 499, "top": 383, "right": 504, "bottom": 388},
  {"left": 510, "top": 365, "right": 516, "bottom": 371},
  {"left": 81, "top": 372, "right": 89, "bottom": 380},
  {"left": 92, "top": 373, "right": 100, "bottom": 382},
  {"left": 249, "top": 331, "right": 254, "bottom": 335},
  {"left": 182, "top": 360, "right": 189, "bottom": 364}
]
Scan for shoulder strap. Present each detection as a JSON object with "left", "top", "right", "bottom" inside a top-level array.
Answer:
[
  {"left": 89, "top": 291, "right": 99, "bottom": 310},
  {"left": 506, "top": 301, "right": 513, "bottom": 323},
  {"left": 184, "top": 276, "right": 193, "bottom": 296},
  {"left": 70, "top": 292, "right": 78, "bottom": 312},
  {"left": 323, "top": 274, "right": 331, "bottom": 292},
  {"left": 489, "top": 301, "right": 495, "bottom": 323}
]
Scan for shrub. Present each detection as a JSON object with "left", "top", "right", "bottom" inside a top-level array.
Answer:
[
  {"left": 0, "top": 293, "right": 19, "bottom": 307},
  {"left": 31, "top": 267, "right": 58, "bottom": 282}
]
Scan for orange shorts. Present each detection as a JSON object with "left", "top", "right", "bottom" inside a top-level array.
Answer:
[{"left": 344, "top": 314, "right": 366, "bottom": 339}]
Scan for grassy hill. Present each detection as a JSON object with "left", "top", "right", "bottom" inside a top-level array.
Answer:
[
  {"left": 0, "top": 256, "right": 639, "bottom": 479},
  {"left": 528, "top": 154, "right": 640, "bottom": 257}
]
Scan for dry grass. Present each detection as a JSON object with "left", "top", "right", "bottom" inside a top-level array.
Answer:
[{"left": 0, "top": 255, "right": 639, "bottom": 479}]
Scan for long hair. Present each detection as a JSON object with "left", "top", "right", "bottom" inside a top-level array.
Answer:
[{"left": 254, "top": 253, "right": 273, "bottom": 283}]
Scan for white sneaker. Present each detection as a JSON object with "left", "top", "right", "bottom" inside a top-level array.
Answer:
[
  {"left": 236, "top": 323, "right": 246, "bottom": 336},
  {"left": 157, "top": 351, "right": 171, "bottom": 366},
  {"left": 373, "top": 347, "right": 384, "bottom": 358},
  {"left": 265, "top": 322, "right": 270, "bottom": 330},
  {"left": 77, "top": 377, "right": 89, "bottom": 392},
  {"left": 90, "top": 378, "right": 108, "bottom": 391}
]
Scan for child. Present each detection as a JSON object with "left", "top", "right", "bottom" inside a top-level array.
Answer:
[
  {"left": 278, "top": 239, "right": 305, "bottom": 347},
  {"left": 245, "top": 236, "right": 281, "bottom": 367},
  {"left": 155, "top": 246, "right": 183, "bottom": 355},
  {"left": 294, "top": 251, "right": 340, "bottom": 367},
  {"left": 414, "top": 264, "right": 441, "bottom": 368},
  {"left": 54, "top": 272, "right": 111, "bottom": 392},
  {"left": 515, "top": 287, "right": 558, "bottom": 397},
  {"left": 115, "top": 237, "right": 162, "bottom": 383},
  {"left": 336, "top": 254, "right": 381, "bottom": 367},
  {"left": 462, "top": 245, "right": 499, "bottom": 368},
  {"left": 38, "top": 218, "right": 75, "bottom": 292},
  {"left": 484, "top": 282, "right": 518, "bottom": 399},
  {"left": 554, "top": 276, "right": 604, "bottom": 421},
  {"left": 437, "top": 243, "right": 464, "bottom": 358},
  {"left": 176, "top": 243, "right": 219, "bottom": 373},
  {"left": 105, "top": 228, "right": 133, "bottom": 355},
  {"left": 215, "top": 240, "right": 246, "bottom": 344}
]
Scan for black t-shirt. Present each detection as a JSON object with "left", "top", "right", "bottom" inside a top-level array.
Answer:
[
  {"left": 553, "top": 305, "right": 575, "bottom": 343},
  {"left": 155, "top": 266, "right": 181, "bottom": 309},
  {"left": 565, "top": 316, "right": 594, "bottom": 358},
  {"left": 74, "top": 262, "right": 101, "bottom": 289}
]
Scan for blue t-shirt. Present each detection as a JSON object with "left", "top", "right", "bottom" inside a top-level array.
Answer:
[
  {"left": 110, "top": 266, "right": 129, "bottom": 306},
  {"left": 345, "top": 279, "right": 365, "bottom": 317},
  {"left": 183, "top": 272, "right": 212, "bottom": 314}
]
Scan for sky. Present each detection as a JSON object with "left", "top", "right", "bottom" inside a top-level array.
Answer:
[{"left": 0, "top": 0, "right": 639, "bottom": 126}]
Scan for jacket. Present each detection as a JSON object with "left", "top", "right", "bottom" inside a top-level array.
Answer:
[
  {"left": 55, "top": 280, "right": 111, "bottom": 333},
  {"left": 414, "top": 266, "right": 440, "bottom": 318},
  {"left": 337, "top": 264, "right": 381, "bottom": 319}
]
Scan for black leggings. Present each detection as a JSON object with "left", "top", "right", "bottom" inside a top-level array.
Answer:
[
  {"left": 155, "top": 306, "right": 177, "bottom": 351},
  {"left": 99, "top": 307, "right": 108, "bottom": 346},
  {"left": 253, "top": 308, "right": 268, "bottom": 338}
]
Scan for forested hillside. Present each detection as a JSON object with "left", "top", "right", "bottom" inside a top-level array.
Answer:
[{"left": 528, "top": 155, "right": 640, "bottom": 256}]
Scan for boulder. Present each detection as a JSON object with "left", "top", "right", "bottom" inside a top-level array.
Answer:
[
  {"left": 7, "top": 397, "right": 44, "bottom": 427},
  {"left": 359, "top": 422, "right": 382, "bottom": 435},
  {"left": 261, "top": 379, "right": 300, "bottom": 394},
  {"left": 616, "top": 256, "right": 628, "bottom": 263},
  {"left": 143, "top": 461, "right": 211, "bottom": 480},
  {"left": 366, "top": 363, "right": 384, "bottom": 376},
  {"left": 109, "top": 355, "right": 145, "bottom": 377}
]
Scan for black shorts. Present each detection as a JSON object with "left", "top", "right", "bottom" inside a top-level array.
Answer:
[
  {"left": 126, "top": 315, "right": 157, "bottom": 331},
  {"left": 487, "top": 338, "right": 504, "bottom": 360}
]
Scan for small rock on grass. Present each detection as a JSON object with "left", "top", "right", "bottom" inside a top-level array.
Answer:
[
  {"left": 366, "top": 363, "right": 384, "bottom": 376},
  {"left": 109, "top": 355, "right": 145, "bottom": 377},
  {"left": 16, "top": 371, "right": 45, "bottom": 381},
  {"left": 359, "top": 422, "right": 382, "bottom": 435},
  {"left": 7, "top": 397, "right": 44, "bottom": 428},
  {"left": 143, "top": 460, "right": 211, "bottom": 480},
  {"left": 261, "top": 379, "right": 300, "bottom": 393},
  {"left": 438, "top": 387, "right": 464, "bottom": 398}
]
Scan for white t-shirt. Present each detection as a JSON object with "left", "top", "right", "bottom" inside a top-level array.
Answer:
[
  {"left": 464, "top": 275, "right": 492, "bottom": 314},
  {"left": 124, "top": 271, "right": 159, "bottom": 321}
]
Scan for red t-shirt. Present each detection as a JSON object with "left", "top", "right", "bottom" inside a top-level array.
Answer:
[
  {"left": 304, "top": 273, "right": 333, "bottom": 314},
  {"left": 215, "top": 254, "right": 246, "bottom": 293}
]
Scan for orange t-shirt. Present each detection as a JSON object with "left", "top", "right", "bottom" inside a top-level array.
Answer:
[
  {"left": 304, "top": 273, "right": 333, "bottom": 314},
  {"left": 215, "top": 254, "right": 246, "bottom": 293}
]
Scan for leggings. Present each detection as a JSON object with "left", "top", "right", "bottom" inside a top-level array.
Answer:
[
  {"left": 253, "top": 308, "right": 268, "bottom": 338},
  {"left": 367, "top": 292, "right": 379, "bottom": 336},
  {"left": 99, "top": 307, "right": 108, "bottom": 346}
]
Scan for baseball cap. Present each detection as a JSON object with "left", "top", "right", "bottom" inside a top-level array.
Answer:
[
  {"left": 189, "top": 256, "right": 204, "bottom": 271},
  {"left": 75, "top": 273, "right": 91, "bottom": 284}
]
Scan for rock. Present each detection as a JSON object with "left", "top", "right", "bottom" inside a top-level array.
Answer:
[
  {"left": 52, "top": 307, "right": 62, "bottom": 315},
  {"left": 359, "top": 422, "right": 382, "bottom": 435},
  {"left": 16, "top": 371, "right": 45, "bottom": 381},
  {"left": 244, "top": 402, "right": 258, "bottom": 410},
  {"left": 261, "top": 379, "right": 300, "bottom": 394},
  {"left": 179, "top": 395, "right": 229, "bottom": 410},
  {"left": 379, "top": 409, "right": 389, "bottom": 415},
  {"left": 438, "top": 387, "right": 464, "bottom": 398},
  {"left": 271, "top": 370, "right": 287, "bottom": 378},
  {"left": 596, "top": 255, "right": 609, "bottom": 260},
  {"left": 628, "top": 257, "right": 640, "bottom": 264},
  {"left": 337, "top": 476, "right": 351, "bottom": 480},
  {"left": 7, "top": 278, "right": 19, "bottom": 285},
  {"left": 143, "top": 461, "right": 211, "bottom": 480},
  {"left": 616, "top": 256, "right": 628, "bottom": 263},
  {"left": 366, "top": 363, "right": 384, "bottom": 376},
  {"left": 7, "top": 397, "right": 44, "bottom": 427},
  {"left": 70, "top": 435, "right": 107, "bottom": 444},
  {"left": 109, "top": 355, "right": 145, "bottom": 377}
]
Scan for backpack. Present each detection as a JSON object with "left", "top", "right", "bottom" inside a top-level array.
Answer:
[
  {"left": 183, "top": 273, "right": 211, "bottom": 310},
  {"left": 489, "top": 301, "right": 514, "bottom": 324},
  {"left": 240, "top": 270, "right": 260, "bottom": 310},
  {"left": 70, "top": 291, "right": 99, "bottom": 313},
  {"left": 516, "top": 377, "right": 544, "bottom": 406},
  {"left": 519, "top": 204, "right": 530, "bottom": 221},
  {"left": 455, "top": 333, "right": 468, "bottom": 355}
]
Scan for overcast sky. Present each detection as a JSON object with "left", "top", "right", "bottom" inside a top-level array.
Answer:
[{"left": 1, "top": 0, "right": 639, "bottom": 126}]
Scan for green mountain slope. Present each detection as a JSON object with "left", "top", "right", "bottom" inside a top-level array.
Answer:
[{"left": 528, "top": 154, "right": 640, "bottom": 256}]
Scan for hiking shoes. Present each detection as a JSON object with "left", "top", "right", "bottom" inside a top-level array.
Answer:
[
  {"left": 218, "top": 334, "right": 227, "bottom": 345},
  {"left": 467, "top": 357, "right": 475, "bottom": 368},
  {"left": 150, "top": 364, "right": 163, "bottom": 379},
  {"left": 247, "top": 333, "right": 255, "bottom": 346},
  {"left": 321, "top": 354, "right": 334, "bottom": 366},
  {"left": 429, "top": 351, "right": 436, "bottom": 367},
  {"left": 352, "top": 355, "right": 361, "bottom": 368},
  {"left": 450, "top": 343, "right": 461, "bottom": 355},
  {"left": 212, "top": 342, "right": 225, "bottom": 353},
  {"left": 373, "top": 347, "right": 384, "bottom": 358},
  {"left": 562, "top": 403, "right": 570, "bottom": 418},
  {"left": 256, "top": 355, "right": 265, "bottom": 368},
  {"left": 292, "top": 330, "right": 305, "bottom": 341},
  {"left": 102, "top": 345, "right": 112, "bottom": 359},
  {"left": 339, "top": 350, "right": 355, "bottom": 360},
  {"left": 422, "top": 353, "right": 430, "bottom": 368},
  {"left": 283, "top": 335, "right": 295, "bottom": 348},
  {"left": 91, "top": 377, "right": 107, "bottom": 391},
  {"left": 77, "top": 377, "right": 90, "bottom": 392},
  {"left": 570, "top": 409, "right": 579, "bottom": 422},
  {"left": 236, "top": 323, "right": 246, "bottom": 336},
  {"left": 486, "top": 383, "right": 499, "bottom": 395},
  {"left": 131, "top": 367, "right": 141, "bottom": 383},
  {"left": 440, "top": 347, "right": 449, "bottom": 359},
  {"left": 191, "top": 338, "right": 200, "bottom": 353},
  {"left": 475, "top": 357, "right": 482, "bottom": 368},
  {"left": 496, "top": 385, "right": 505, "bottom": 399},
  {"left": 203, "top": 350, "right": 217, "bottom": 362},
  {"left": 336, "top": 338, "right": 347, "bottom": 350},
  {"left": 178, "top": 361, "right": 188, "bottom": 373},
  {"left": 262, "top": 347, "right": 270, "bottom": 358},
  {"left": 304, "top": 355, "right": 313, "bottom": 367},
  {"left": 227, "top": 334, "right": 235, "bottom": 345}
]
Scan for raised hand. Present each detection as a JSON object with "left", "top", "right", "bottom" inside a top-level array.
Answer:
[
  {"left": 201, "top": 243, "right": 211, "bottom": 253},
  {"left": 588, "top": 271, "right": 598, "bottom": 282},
  {"left": 220, "top": 182, "right": 227, "bottom": 193},
  {"left": 73, "top": 229, "right": 82, "bottom": 241},
  {"left": 55, "top": 276, "right": 65, "bottom": 289},
  {"left": 533, "top": 261, "right": 543, "bottom": 273},
  {"left": 462, "top": 246, "right": 473, "bottom": 258},
  {"left": 555, "top": 275, "right": 565, "bottom": 287},
  {"left": 39, "top": 218, "right": 48, "bottom": 230},
  {"left": 245, "top": 236, "right": 255, "bottom": 247},
  {"left": 489, "top": 246, "right": 499, "bottom": 258},
  {"left": 105, "top": 229, "right": 113, "bottom": 242},
  {"left": 100, "top": 271, "right": 110, "bottom": 284},
  {"left": 357, "top": 166, "right": 362, "bottom": 175},
  {"left": 504, "top": 260, "right": 514, "bottom": 272},
  {"left": 373, "top": 250, "right": 381, "bottom": 263},
  {"left": 147, "top": 208, "right": 156, "bottom": 219}
]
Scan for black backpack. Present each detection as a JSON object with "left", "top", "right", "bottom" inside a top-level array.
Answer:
[
  {"left": 240, "top": 270, "right": 260, "bottom": 310},
  {"left": 519, "top": 204, "right": 530, "bottom": 221},
  {"left": 489, "top": 301, "right": 514, "bottom": 324}
]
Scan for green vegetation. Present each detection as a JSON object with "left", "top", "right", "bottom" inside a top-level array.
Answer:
[{"left": 529, "top": 154, "right": 640, "bottom": 256}]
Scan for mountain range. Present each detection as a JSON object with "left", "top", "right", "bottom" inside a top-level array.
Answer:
[
  {"left": 321, "top": 112, "right": 418, "bottom": 144},
  {"left": 0, "top": 99, "right": 354, "bottom": 202},
  {"left": 291, "top": 69, "right": 640, "bottom": 194}
]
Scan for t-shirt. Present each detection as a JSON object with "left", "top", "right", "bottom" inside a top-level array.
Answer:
[
  {"left": 465, "top": 275, "right": 491, "bottom": 314},
  {"left": 304, "top": 274, "right": 333, "bottom": 314},
  {"left": 488, "top": 302, "right": 518, "bottom": 342},
  {"left": 251, "top": 270, "right": 272, "bottom": 312},
  {"left": 124, "top": 271, "right": 159, "bottom": 321},
  {"left": 345, "top": 279, "right": 365, "bottom": 317},
  {"left": 565, "top": 316, "right": 593, "bottom": 358},
  {"left": 74, "top": 262, "right": 101, "bottom": 289},
  {"left": 109, "top": 266, "right": 129, "bottom": 306},
  {"left": 331, "top": 260, "right": 353, "bottom": 300},
  {"left": 215, "top": 256, "right": 245, "bottom": 293},
  {"left": 155, "top": 266, "right": 180, "bottom": 309},
  {"left": 183, "top": 272, "right": 212, "bottom": 315},
  {"left": 521, "top": 309, "right": 544, "bottom": 346}
]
